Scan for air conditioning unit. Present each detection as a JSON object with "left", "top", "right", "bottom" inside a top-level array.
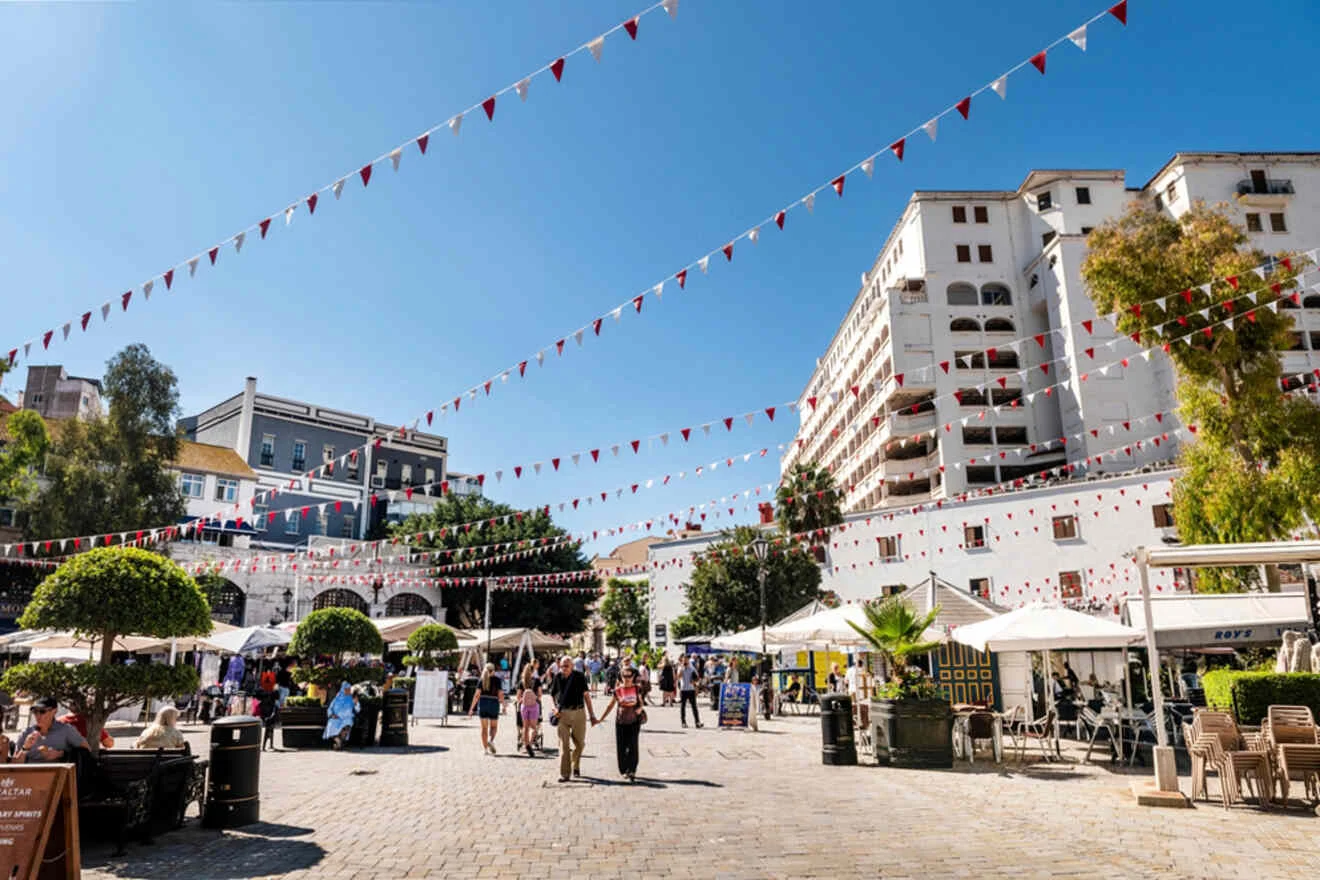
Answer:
[{"left": 370, "top": 476, "right": 385, "bottom": 489}]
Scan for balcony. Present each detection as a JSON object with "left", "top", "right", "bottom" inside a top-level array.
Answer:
[{"left": 1236, "top": 178, "right": 1294, "bottom": 196}]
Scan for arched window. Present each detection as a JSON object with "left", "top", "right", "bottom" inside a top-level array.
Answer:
[
  {"left": 987, "top": 350, "right": 1020, "bottom": 369},
  {"left": 206, "top": 579, "right": 246, "bottom": 627},
  {"left": 981, "top": 283, "right": 1012, "bottom": 306},
  {"left": 1303, "top": 295, "right": 1320, "bottom": 310},
  {"left": 984, "top": 317, "right": 1016, "bottom": 332},
  {"left": 950, "top": 318, "right": 981, "bottom": 332},
  {"left": 385, "top": 593, "right": 434, "bottom": 618},
  {"left": 947, "top": 282, "right": 978, "bottom": 306},
  {"left": 312, "top": 588, "right": 369, "bottom": 614}
]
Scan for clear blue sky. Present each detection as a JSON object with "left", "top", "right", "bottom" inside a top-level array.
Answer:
[{"left": 3, "top": 0, "right": 1318, "bottom": 554}]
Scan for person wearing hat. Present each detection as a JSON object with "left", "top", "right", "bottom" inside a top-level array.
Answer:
[{"left": 12, "top": 698, "right": 88, "bottom": 763}]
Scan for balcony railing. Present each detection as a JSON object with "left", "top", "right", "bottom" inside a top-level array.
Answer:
[{"left": 1236, "top": 178, "right": 1294, "bottom": 196}]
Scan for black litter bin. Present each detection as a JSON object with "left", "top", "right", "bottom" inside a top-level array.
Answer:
[
  {"left": 204, "top": 715, "right": 261, "bottom": 828},
  {"left": 378, "top": 688, "right": 409, "bottom": 747},
  {"left": 819, "top": 694, "right": 857, "bottom": 766}
]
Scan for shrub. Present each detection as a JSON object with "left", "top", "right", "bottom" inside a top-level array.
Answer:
[
  {"left": 391, "top": 677, "right": 416, "bottom": 693},
  {"left": 403, "top": 624, "right": 459, "bottom": 669},
  {"left": 284, "top": 696, "right": 324, "bottom": 709},
  {"left": 1202, "top": 670, "right": 1320, "bottom": 724},
  {"left": 2, "top": 662, "right": 199, "bottom": 719},
  {"left": 288, "top": 607, "right": 382, "bottom": 664}
]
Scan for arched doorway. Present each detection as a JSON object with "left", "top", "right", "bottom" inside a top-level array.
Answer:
[
  {"left": 312, "top": 588, "right": 369, "bottom": 615},
  {"left": 207, "top": 578, "right": 247, "bottom": 626},
  {"left": 385, "top": 592, "right": 434, "bottom": 618}
]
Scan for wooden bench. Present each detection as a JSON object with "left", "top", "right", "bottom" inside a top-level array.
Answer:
[{"left": 76, "top": 747, "right": 209, "bottom": 855}]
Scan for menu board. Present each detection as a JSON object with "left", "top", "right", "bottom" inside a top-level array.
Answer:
[
  {"left": 717, "top": 683, "right": 752, "bottom": 729},
  {"left": 0, "top": 764, "right": 79, "bottom": 880},
  {"left": 413, "top": 670, "right": 450, "bottom": 722}
]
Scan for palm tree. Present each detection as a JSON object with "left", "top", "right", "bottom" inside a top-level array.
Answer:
[
  {"left": 848, "top": 598, "right": 942, "bottom": 689},
  {"left": 775, "top": 461, "right": 843, "bottom": 537}
]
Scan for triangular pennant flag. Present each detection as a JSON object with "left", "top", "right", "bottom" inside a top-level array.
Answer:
[
  {"left": 259, "top": 217, "right": 272, "bottom": 239},
  {"left": 450, "top": 114, "right": 463, "bottom": 135},
  {"left": 550, "top": 57, "right": 565, "bottom": 81},
  {"left": 514, "top": 78, "right": 530, "bottom": 102},
  {"left": 1069, "top": 25, "right": 1087, "bottom": 51},
  {"left": 698, "top": 256, "right": 710, "bottom": 273},
  {"left": 482, "top": 96, "right": 496, "bottom": 120},
  {"left": 1029, "top": 51, "right": 1046, "bottom": 74},
  {"left": 121, "top": 291, "right": 132, "bottom": 311},
  {"left": 722, "top": 243, "right": 733, "bottom": 261},
  {"left": 332, "top": 179, "right": 345, "bottom": 200},
  {"left": 143, "top": 280, "right": 154, "bottom": 300},
  {"left": 208, "top": 246, "right": 219, "bottom": 264},
  {"left": 1109, "top": 0, "right": 1127, "bottom": 25},
  {"left": 61, "top": 323, "right": 70, "bottom": 341},
  {"left": 632, "top": 294, "right": 645, "bottom": 313},
  {"left": 922, "top": 119, "right": 938, "bottom": 142},
  {"left": 860, "top": 156, "right": 875, "bottom": 178},
  {"left": 416, "top": 134, "right": 429, "bottom": 155},
  {"left": 81, "top": 311, "right": 91, "bottom": 330},
  {"left": 955, "top": 96, "right": 971, "bottom": 119},
  {"left": 588, "top": 36, "right": 604, "bottom": 62},
  {"left": 623, "top": 16, "right": 639, "bottom": 39},
  {"left": 234, "top": 231, "right": 246, "bottom": 253},
  {"left": 662, "top": 0, "right": 679, "bottom": 17},
  {"left": 389, "top": 148, "right": 402, "bottom": 172},
  {"left": 991, "top": 76, "right": 1007, "bottom": 99},
  {"left": 803, "top": 193, "right": 815, "bottom": 213},
  {"left": 748, "top": 228, "right": 759, "bottom": 245},
  {"left": 889, "top": 138, "right": 905, "bottom": 161},
  {"left": 774, "top": 210, "right": 786, "bottom": 229},
  {"left": 831, "top": 174, "right": 846, "bottom": 196}
]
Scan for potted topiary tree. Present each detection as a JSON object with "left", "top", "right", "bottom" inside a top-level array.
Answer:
[
  {"left": 0, "top": 547, "right": 211, "bottom": 754},
  {"left": 848, "top": 597, "right": 952, "bottom": 768},
  {"left": 284, "top": 607, "right": 384, "bottom": 749},
  {"left": 401, "top": 623, "right": 459, "bottom": 671}
]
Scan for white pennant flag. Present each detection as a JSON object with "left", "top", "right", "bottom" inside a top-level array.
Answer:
[
  {"left": 142, "top": 280, "right": 153, "bottom": 300},
  {"left": 701, "top": 424, "right": 712, "bottom": 436},
  {"left": 574, "top": 329, "right": 584, "bottom": 346},
  {"left": 62, "top": 322, "right": 71, "bottom": 341},
  {"left": 515, "top": 78, "right": 529, "bottom": 101},
  {"left": 861, "top": 156, "right": 875, "bottom": 178},
  {"left": 450, "top": 114, "right": 463, "bottom": 135},
  {"left": 1246, "top": 291, "right": 1257, "bottom": 304},
  {"left": 536, "top": 350, "right": 545, "bottom": 366},
  {"left": 698, "top": 256, "right": 710, "bottom": 274},
  {"left": 390, "top": 148, "right": 402, "bottom": 171},
  {"left": 1199, "top": 282, "right": 1213, "bottom": 297},
  {"left": 234, "top": 231, "right": 246, "bottom": 253},
  {"left": 332, "top": 179, "right": 345, "bottom": 199},
  {"left": 612, "top": 307, "right": 623, "bottom": 322},
  {"left": 748, "top": 227, "right": 760, "bottom": 245},
  {"left": 991, "top": 76, "right": 1007, "bottom": 99},
  {"left": 922, "top": 118, "right": 938, "bottom": 142},
  {"left": 1068, "top": 25, "right": 1087, "bottom": 51},
  {"left": 653, "top": 282, "right": 664, "bottom": 299},
  {"left": 533, "top": 463, "right": 542, "bottom": 475},
  {"left": 662, "top": 0, "right": 678, "bottom": 17},
  {"left": 659, "top": 433, "right": 669, "bottom": 446},
  {"left": 611, "top": 445, "right": 619, "bottom": 457},
  {"left": 101, "top": 302, "right": 111, "bottom": 321},
  {"left": 1253, "top": 265, "right": 1268, "bottom": 281},
  {"left": 744, "top": 413, "right": 755, "bottom": 426},
  {"left": 495, "top": 470, "right": 503, "bottom": 482},
  {"left": 22, "top": 342, "right": 30, "bottom": 359},
  {"left": 803, "top": 192, "right": 815, "bottom": 213},
  {"left": 588, "top": 36, "right": 604, "bottom": 62},
  {"left": 188, "top": 257, "right": 200, "bottom": 277}
]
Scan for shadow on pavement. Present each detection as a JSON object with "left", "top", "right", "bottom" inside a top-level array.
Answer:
[
  {"left": 83, "top": 823, "right": 327, "bottom": 879},
  {"left": 583, "top": 776, "right": 724, "bottom": 789}
]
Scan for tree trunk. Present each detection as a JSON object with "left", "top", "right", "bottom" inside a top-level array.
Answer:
[
  {"left": 87, "top": 630, "right": 117, "bottom": 756},
  {"left": 1264, "top": 564, "right": 1283, "bottom": 593}
]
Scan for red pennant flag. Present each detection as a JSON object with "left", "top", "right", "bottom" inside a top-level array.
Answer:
[
  {"left": 831, "top": 175, "right": 845, "bottom": 197},
  {"left": 1226, "top": 275, "right": 1238, "bottom": 290},
  {"left": 1180, "top": 288, "right": 1192, "bottom": 304},
  {"left": 722, "top": 243, "right": 733, "bottom": 262},
  {"left": 1039, "top": 364, "right": 1050, "bottom": 375},
  {"left": 623, "top": 16, "right": 639, "bottom": 39},
  {"left": 955, "top": 97, "right": 971, "bottom": 119},
  {"left": 774, "top": 210, "right": 786, "bottom": 230},
  {"left": 484, "top": 380, "right": 492, "bottom": 395},
  {"left": 552, "top": 458, "right": 560, "bottom": 471},
  {"left": 1081, "top": 319, "right": 1093, "bottom": 334},
  {"left": 681, "top": 428, "right": 691, "bottom": 441},
  {"left": 163, "top": 269, "right": 174, "bottom": 289},
  {"left": 304, "top": 193, "right": 319, "bottom": 217},
  {"left": 631, "top": 484, "right": 639, "bottom": 494},
  {"left": 630, "top": 440, "right": 640, "bottom": 454},
  {"left": 889, "top": 138, "right": 905, "bottom": 161},
  {"left": 590, "top": 449, "right": 600, "bottom": 462},
  {"left": 1202, "top": 327, "right": 1213, "bottom": 338},
  {"left": 723, "top": 417, "right": 734, "bottom": 431},
  {"left": 42, "top": 330, "right": 52, "bottom": 350},
  {"left": 550, "top": 57, "right": 565, "bottom": 81},
  {"left": 518, "top": 360, "right": 528, "bottom": 377},
  {"left": 765, "top": 407, "right": 775, "bottom": 421},
  {"left": 426, "top": 411, "right": 433, "bottom": 426},
  {"left": 1030, "top": 51, "right": 1046, "bottom": 74},
  {"left": 1129, "top": 303, "right": 1141, "bottom": 317},
  {"left": 1129, "top": 332, "right": 1141, "bottom": 345},
  {"left": 632, "top": 295, "right": 644, "bottom": 313},
  {"left": 1109, "top": 0, "right": 1128, "bottom": 24},
  {"left": 807, "top": 397, "right": 818, "bottom": 410},
  {"left": 208, "top": 246, "right": 219, "bottom": 265},
  {"left": 953, "top": 390, "right": 964, "bottom": 404},
  {"left": 416, "top": 134, "right": 429, "bottom": 155},
  {"left": 676, "top": 269, "right": 687, "bottom": 289},
  {"left": 514, "top": 466, "right": 522, "bottom": 479},
  {"left": 482, "top": 96, "right": 496, "bottom": 120},
  {"left": 259, "top": 218, "right": 271, "bottom": 239},
  {"left": 121, "top": 291, "right": 132, "bottom": 311},
  {"left": 356, "top": 164, "right": 372, "bottom": 188},
  {"left": 556, "top": 339, "right": 565, "bottom": 355},
  {"left": 592, "top": 318, "right": 603, "bottom": 335},
  {"left": 453, "top": 396, "right": 461, "bottom": 412},
  {"left": 849, "top": 385, "right": 859, "bottom": 398},
  {"left": 939, "top": 361, "right": 950, "bottom": 374},
  {"left": 893, "top": 373, "right": 905, "bottom": 387},
  {"left": 1084, "top": 347, "right": 1094, "bottom": 359}
]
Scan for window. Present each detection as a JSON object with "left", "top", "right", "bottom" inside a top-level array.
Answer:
[
  {"left": 973, "top": 205, "right": 988, "bottom": 223},
  {"left": 956, "top": 388, "right": 987, "bottom": 407},
  {"left": 322, "top": 445, "right": 336, "bottom": 475},
  {"left": 1250, "top": 169, "right": 1267, "bottom": 191},
  {"left": 964, "top": 525, "right": 987, "bottom": 549},
  {"left": 1081, "top": 226, "right": 1094, "bottom": 235},
  {"left": 977, "top": 245, "right": 993, "bottom": 263},
  {"left": 284, "top": 512, "right": 300, "bottom": 535},
  {"left": 215, "top": 478, "right": 239, "bottom": 503},
  {"left": 0, "top": 508, "right": 13, "bottom": 528},
  {"left": 981, "top": 283, "right": 1012, "bottom": 306},
  {"left": 1245, "top": 213, "right": 1262, "bottom": 232},
  {"left": 372, "top": 460, "right": 387, "bottom": 488},
  {"left": 1041, "top": 231, "right": 1056, "bottom": 248},
  {"left": 952, "top": 205, "right": 967, "bottom": 223},
  {"left": 179, "top": 473, "right": 205, "bottom": 499},
  {"left": 1060, "top": 570, "right": 1084, "bottom": 599},
  {"left": 347, "top": 451, "right": 360, "bottom": 480},
  {"left": 969, "top": 577, "right": 991, "bottom": 599},
  {"left": 1270, "top": 212, "right": 1287, "bottom": 233},
  {"left": 291, "top": 441, "right": 307, "bottom": 473},
  {"left": 1153, "top": 194, "right": 1163, "bottom": 211},
  {"left": 254, "top": 503, "right": 268, "bottom": 530},
  {"left": 1165, "top": 181, "right": 1177, "bottom": 204},
  {"left": 1052, "top": 515, "right": 1078, "bottom": 540},
  {"left": 424, "top": 467, "right": 436, "bottom": 487},
  {"left": 984, "top": 317, "right": 1015, "bottom": 332},
  {"left": 947, "top": 282, "right": 978, "bottom": 306},
  {"left": 260, "top": 434, "right": 275, "bottom": 468},
  {"left": 1152, "top": 504, "right": 1175, "bottom": 528},
  {"left": 340, "top": 514, "right": 355, "bottom": 538},
  {"left": 963, "top": 427, "right": 993, "bottom": 445},
  {"left": 401, "top": 464, "right": 413, "bottom": 485},
  {"left": 1035, "top": 191, "right": 1052, "bottom": 210},
  {"left": 950, "top": 318, "right": 981, "bottom": 332},
  {"left": 879, "top": 584, "right": 905, "bottom": 597},
  {"left": 956, "top": 244, "right": 972, "bottom": 263},
  {"left": 877, "top": 535, "right": 900, "bottom": 561},
  {"left": 995, "top": 426, "right": 1027, "bottom": 445},
  {"left": 1075, "top": 187, "right": 1091, "bottom": 205}
]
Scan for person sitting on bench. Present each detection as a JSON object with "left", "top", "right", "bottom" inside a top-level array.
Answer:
[
  {"left": 782, "top": 675, "right": 803, "bottom": 706},
  {"left": 13, "top": 697, "right": 88, "bottom": 762}
]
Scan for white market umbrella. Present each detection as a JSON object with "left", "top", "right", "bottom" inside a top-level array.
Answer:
[
  {"left": 768, "top": 604, "right": 942, "bottom": 648},
  {"left": 709, "top": 626, "right": 779, "bottom": 652},
  {"left": 950, "top": 604, "right": 1143, "bottom": 653},
  {"left": 199, "top": 625, "right": 291, "bottom": 655}
]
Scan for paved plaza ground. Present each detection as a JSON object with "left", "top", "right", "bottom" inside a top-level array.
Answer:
[{"left": 82, "top": 702, "right": 1320, "bottom": 880}]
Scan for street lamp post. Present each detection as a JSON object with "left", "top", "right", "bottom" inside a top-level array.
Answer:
[{"left": 751, "top": 537, "right": 771, "bottom": 675}]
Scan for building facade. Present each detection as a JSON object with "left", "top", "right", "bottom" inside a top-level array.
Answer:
[
  {"left": 19, "top": 366, "right": 102, "bottom": 421},
  {"left": 782, "top": 152, "right": 1320, "bottom": 513}
]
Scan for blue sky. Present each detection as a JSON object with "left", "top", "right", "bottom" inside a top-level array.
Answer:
[{"left": 3, "top": 0, "right": 1318, "bottom": 554}]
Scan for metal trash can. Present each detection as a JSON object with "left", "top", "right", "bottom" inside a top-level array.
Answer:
[
  {"left": 819, "top": 694, "right": 857, "bottom": 766},
  {"left": 204, "top": 715, "right": 261, "bottom": 827},
  {"left": 378, "top": 688, "right": 409, "bottom": 747}
]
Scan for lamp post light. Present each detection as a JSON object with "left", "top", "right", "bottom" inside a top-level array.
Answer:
[
  {"left": 281, "top": 588, "right": 293, "bottom": 622},
  {"left": 750, "top": 537, "right": 771, "bottom": 678}
]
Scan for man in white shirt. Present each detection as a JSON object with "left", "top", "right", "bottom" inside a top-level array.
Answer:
[{"left": 845, "top": 656, "right": 869, "bottom": 700}]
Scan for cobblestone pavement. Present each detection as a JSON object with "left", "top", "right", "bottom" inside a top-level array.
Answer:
[{"left": 83, "top": 702, "right": 1320, "bottom": 880}]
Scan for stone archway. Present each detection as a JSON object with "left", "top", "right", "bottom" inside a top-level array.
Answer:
[
  {"left": 312, "top": 588, "right": 369, "bottom": 615},
  {"left": 208, "top": 578, "right": 247, "bottom": 627},
  {"left": 385, "top": 592, "right": 434, "bottom": 618}
]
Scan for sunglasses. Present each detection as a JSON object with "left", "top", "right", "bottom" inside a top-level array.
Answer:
[{"left": 33, "top": 708, "right": 53, "bottom": 715}]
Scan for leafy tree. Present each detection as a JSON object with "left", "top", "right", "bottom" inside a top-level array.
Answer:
[
  {"left": 775, "top": 462, "right": 844, "bottom": 537},
  {"left": 599, "top": 578, "right": 648, "bottom": 649},
  {"left": 394, "top": 494, "right": 594, "bottom": 635},
  {"left": 667, "top": 613, "right": 701, "bottom": 642},
  {"left": 1082, "top": 202, "right": 1318, "bottom": 591},
  {"left": 683, "top": 525, "right": 822, "bottom": 635},
  {"left": 288, "top": 607, "right": 385, "bottom": 690},
  {"left": 0, "top": 409, "right": 50, "bottom": 508},
  {"left": 403, "top": 623, "right": 460, "bottom": 670},
  {"left": 25, "top": 345, "right": 186, "bottom": 541},
  {"left": 2, "top": 547, "right": 210, "bottom": 751},
  {"left": 847, "top": 598, "right": 942, "bottom": 700}
]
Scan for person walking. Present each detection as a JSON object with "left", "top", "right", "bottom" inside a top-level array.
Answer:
[
  {"left": 468, "top": 662, "right": 505, "bottom": 754},
  {"left": 637, "top": 659, "right": 652, "bottom": 706},
  {"left": 516, "top": 662, "right": 542, "bottom": 757},
  {"left": 596, "top": 664, "right": 646, "bottom": 781},
  {"left": 678, "top": 655, "right": 702, "bottom": 728},
  {"left": 549, "top": 655, "right": 597, "bottom": 782},
  {"left": 659, "top": 658, "right": 676, "bottom": 707},
  {"left": 256, "top": 679, "right": 280, "bottom": 750}
]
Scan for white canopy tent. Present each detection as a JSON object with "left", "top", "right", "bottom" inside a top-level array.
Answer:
[
  {"left": 768, "top": 604, "right": 942, "bottom": 648},
  {"left": 708, "top": 627, "right": 777, "bottom": 652},
  {"left": 951, "top": 604, "right": 1145, "bottom": 653},
  {"left": 197, "top": 625, "right": 291, "bottom": 656}
]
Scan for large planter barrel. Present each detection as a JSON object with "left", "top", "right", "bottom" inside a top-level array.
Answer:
[
  {"left": 819, "top": 694, "right": 857, "bottom": 766},
  {"left": 280, "top": 704, "right": 328, "bottom": 749},
  {"left": 871, "top": 698, "right": 954, "bottom": 769},
  {"left": 204, "top": 715, "right": 261, "bottom": 828}
]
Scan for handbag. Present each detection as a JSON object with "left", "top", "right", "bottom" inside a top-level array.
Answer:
[
  {"left": 636, "top": 709, "right": 648, "bottom": 726},
  {"left": 549, "top": 711, "right": 560, "bottom": 727}
]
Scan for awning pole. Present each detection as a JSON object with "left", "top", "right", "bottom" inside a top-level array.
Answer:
[{"left": 1136, "top": 547, "right": 1176, "bottom": 793}]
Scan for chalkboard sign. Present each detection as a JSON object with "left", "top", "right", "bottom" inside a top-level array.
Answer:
[
  {"left": 0, "top": 764, "right": 80, "bottom": 880},
  {"left": 717, "top": 683, "right": 752, "bottom": 729}
]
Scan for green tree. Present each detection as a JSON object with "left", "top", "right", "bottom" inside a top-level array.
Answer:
[
  {"left": 0, "top": 409, "right": 50, "bottom": 507},
  {"left": 1081, "top": 202, "right": 1319, "bottom": 591},
  {"left": 403, "top": 623, "right": 460, "bottom": 669},
  {"left": 394, "top": 494, "right": 594, "bottom": 635},
  {"left": 288, "top": 606, "right": 385, "bottom": 690},
  {"left": 683, "top": 525, "right": 822, "bottom": 635},
  {"left": 25, "top": 345, "right": 186, "bottom": 541},
  {"left": 847, "top": 598, "right": 942, "bottom": 700},
  {"left": 775, "top": 462, "right": 844, "bottom": 536},
  {"left": 599, "top": 577, "right": 649, "bottom": 649},
  {"left": 667, "top": 613, "right": 701, "bottom": 642},
  {"left": 2, "top": 547, "right": 210, "bottom": 751}
]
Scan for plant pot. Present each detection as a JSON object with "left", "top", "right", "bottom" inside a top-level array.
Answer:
[
  {"left": 870, "top": 698, "right": 953, "bottom": 769},
  {"left": 349, "top": 706, "right": 380, "bottom": 748},
  {"left": 280, "top": 705, "right": 328, "bottom": 749}
]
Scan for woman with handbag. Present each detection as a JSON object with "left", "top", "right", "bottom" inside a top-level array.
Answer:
[{"left": 596, "top": 664, "right": 646, "bottom": 782}]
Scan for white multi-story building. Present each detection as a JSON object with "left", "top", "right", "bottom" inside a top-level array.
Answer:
[{"left": 782, "top": 151, "right": 1320, "bottom": 512}]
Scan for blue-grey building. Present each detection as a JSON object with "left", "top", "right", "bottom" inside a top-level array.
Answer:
[{"left": 179, "top": 377, "right": 479, "bottom": 550}]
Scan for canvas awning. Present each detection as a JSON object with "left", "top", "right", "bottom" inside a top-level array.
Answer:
[
  {"left": 767, "top": 605, "right": 940, "bottom": 648},
  {"left": 195, "top": 625, "right": 291, "bottom": 655},
  {"left": 1118, "top": 593, "right": 1311, "bottom": 648},
  {"left": 457, "top": 628, "right": 568, "bottom": 652},
  {"left": 708, "top": 627, "right": 774, "bottom": 652},
  {"left": 951, "top": 603, "right": 1144, "bottom": 653}
]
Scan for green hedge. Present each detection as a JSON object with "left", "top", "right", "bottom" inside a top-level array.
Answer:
[
  {"left": 285, "top": 696, "right": 323, "bottom": 708},
  {"left": 1201, "top": 670, "right": 1320, "bottom": 725}
]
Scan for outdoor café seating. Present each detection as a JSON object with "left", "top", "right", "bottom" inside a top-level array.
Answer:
[
  {"left": 1265, "top": 705, "right": 1320, "bottom": 807},
  {"left": 1187, "top": 710, "right": 1272, "bottom": 810}
]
